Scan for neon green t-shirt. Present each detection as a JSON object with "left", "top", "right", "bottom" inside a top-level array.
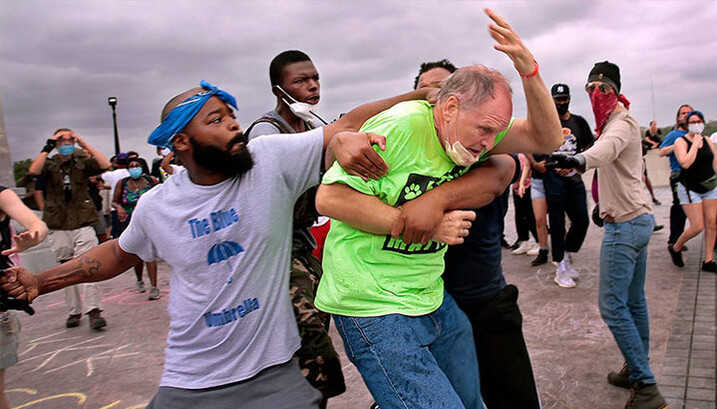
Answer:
[{"left": 315, "top": 100, "right": 510, "bottom": 317}]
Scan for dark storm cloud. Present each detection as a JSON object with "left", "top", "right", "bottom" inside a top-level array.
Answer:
[{"left": 1, "top": 1, "right": 716, "bottom": 164}]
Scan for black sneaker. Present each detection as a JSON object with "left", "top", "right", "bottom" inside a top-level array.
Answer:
[
  {"left": 667, "top": 244, "right": 684, "bottom": 268},
  {"left": 369, "top": 403, "right": 380, "bottom": 409},
  {"left": 702, "top": 260, "right": 717, "bottom": 273},
  {"left": 66, "top": 314, "right": 81, "bottom": 328},
  {"left": 607, "top": 362, "right": 634, "bottom": 389},
  {"left": 624, "top": 383, "right": 668, "bottom": 409},
  {"left": 531, "top": 249, "right": 549, "bottom": 266},
  {"left": 88, "top": 308, "right": 107, "bottom": 330},
  {"left": 500, "top": 237, "right": 511, "bottom": 249},
  {"left": 652, "top": 198, "right": 661, "bottom": 206},
  {"left": 652, "top": 224, "right": 664, "bottom": 232}
]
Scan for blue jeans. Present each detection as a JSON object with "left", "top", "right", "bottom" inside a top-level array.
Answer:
[
  {"left": 599, "top": 213, "right": 656, "bottom": 384},
  {"left": 334, "top": 292, "right": 482, "bottom": 409}
]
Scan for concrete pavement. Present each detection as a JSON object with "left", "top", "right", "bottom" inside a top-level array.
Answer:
[{"left": 5, "top": 186, "right": 714, "bottom": 409}]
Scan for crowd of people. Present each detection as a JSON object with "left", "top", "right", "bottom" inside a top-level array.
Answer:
[{"left": 1, "top": 8, "right": 716, "bottom": 409}]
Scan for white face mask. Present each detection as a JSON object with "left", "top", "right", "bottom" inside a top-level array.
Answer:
[
  {"left": 688, "top": 122, "right": 704, "bottom": 135},
  {"left": 444, "top": 112, "right": 482, "bottom": 167},
  {"left": 274, "top": 85, "right": 327, "bottom": 127}
]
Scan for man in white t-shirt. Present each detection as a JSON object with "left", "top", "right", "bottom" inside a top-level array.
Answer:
[
  {"left": 0, "top": 80, "right": 440, "bottom": 409},
  {"left": 101, "top": 152, "right": 130, "bottom": 238}
]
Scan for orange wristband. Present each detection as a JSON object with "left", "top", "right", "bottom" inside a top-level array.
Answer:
[{"left": 519, "top": 60, "right": 539, "bottom": 79}]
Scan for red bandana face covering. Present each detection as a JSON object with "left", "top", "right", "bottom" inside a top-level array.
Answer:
[{"left": 589, "top": 88, "right": 618, "bottom": 137}]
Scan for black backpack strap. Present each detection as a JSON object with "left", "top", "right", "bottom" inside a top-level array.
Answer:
[
  {"left": 120, "top": 176, "right": 129, "bottom": 195},
  {"left": 143, "top": 174, "right": 155, "bottom": 188},
  {"left": 244, "top": 116, "right": 292, "bottom": 136}
]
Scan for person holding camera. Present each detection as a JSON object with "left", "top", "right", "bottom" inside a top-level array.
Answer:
[{"left": 27, "top": 128, "right": 111, "bottom": 330}]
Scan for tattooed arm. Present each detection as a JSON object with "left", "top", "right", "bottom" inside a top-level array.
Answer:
[{"left": 0, "top": 239, "right": 140, "bottom": 302}]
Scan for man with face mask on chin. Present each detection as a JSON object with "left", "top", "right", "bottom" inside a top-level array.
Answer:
[
  {"left": 546, "top": 61, "right": 667, "bottom": 409},
  {"left": 246, "top": 50, "right": 325, "bottom": 139},
  {"left": 2, "top": 80, "right": 439, "bottom": 409},
  {"left": 27, "top": 129, "right": 111, "bottom": 330},
  {"left": 245, "top": 50, "right": 345, "bottom": 407},
  {"left": 542, "top": 83, "right": 594, "bottom": 289},
  {"left": 315, "top": 10, "right": 562, "bottom": 409}
]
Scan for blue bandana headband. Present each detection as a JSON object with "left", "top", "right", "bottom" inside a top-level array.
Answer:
[{"left": 148, "top": 80, "right": 238, "bottom": 149}]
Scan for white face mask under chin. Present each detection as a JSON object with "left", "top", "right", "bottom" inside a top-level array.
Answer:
[
  {"left": 274, "top": 85, "right": 327, "bottom": 127},
  {"left": 688, "top": 123, "right": 704, "bottom": 135}
]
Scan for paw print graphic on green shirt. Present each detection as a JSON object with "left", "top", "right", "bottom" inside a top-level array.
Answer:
[{"left": 403, "top": 183, "right": 423, "bottom": 200}]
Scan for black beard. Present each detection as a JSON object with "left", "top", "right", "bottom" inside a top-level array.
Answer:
[{"left": 190, "top": 132, "right": 254, "bottom": 177}]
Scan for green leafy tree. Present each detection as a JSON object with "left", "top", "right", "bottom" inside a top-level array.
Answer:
[{"left": 13, "top": 158, "right": 33, "bottom": 183}]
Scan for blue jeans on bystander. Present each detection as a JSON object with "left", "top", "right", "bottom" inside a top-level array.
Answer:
[
  {"left": 599, "top": 213, "right": 656, "bottom": 384},
  {"left": 334, "top": 292, "right": 482, "bottom": 409}
]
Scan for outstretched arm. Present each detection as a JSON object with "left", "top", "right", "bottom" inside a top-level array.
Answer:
[
  {"left": 484, "top": 9, "right": 562, "bottom": 155},
  {"left": 320, "top": 89, "right": 436, "bottom": 179},
  {"left": 0, "top": 189, "right": 48, "bottom": 256},
  {"left": 322, "top": 88, "right": 434, "bottom": 148},
  {"left": 1, "top": 239, "right": 141, "bottom": 302}
]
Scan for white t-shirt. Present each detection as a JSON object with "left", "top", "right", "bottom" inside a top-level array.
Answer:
[
  {"left": 119, "top": 128, "right": 323, "bottom": 389},
  {"left": 102, "top": 168, "right": 130, "bottom": 206}
]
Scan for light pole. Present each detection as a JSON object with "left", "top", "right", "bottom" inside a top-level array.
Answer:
[{"left": 108, "top": 97, "right": 120, "bottom": 155}]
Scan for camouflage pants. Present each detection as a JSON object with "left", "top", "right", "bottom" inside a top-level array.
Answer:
[{"left": 290, "top": 249, "right": 346, "bottom": 399}]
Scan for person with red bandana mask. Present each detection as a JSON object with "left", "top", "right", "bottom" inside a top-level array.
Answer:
[{"left": 546, "top": 61, "right": 667, "bottom": 409}]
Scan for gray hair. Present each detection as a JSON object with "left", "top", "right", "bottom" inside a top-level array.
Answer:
[{"left": 436, "top": 65, "right": 512, "bottom": 109}]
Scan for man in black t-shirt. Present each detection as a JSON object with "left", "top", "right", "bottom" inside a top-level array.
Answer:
[{"left": 545, "top": 84, "right": 595, "bottom": 288}]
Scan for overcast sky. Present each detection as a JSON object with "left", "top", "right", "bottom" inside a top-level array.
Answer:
[{"left": 2, "top": 1, "right": 716, "bottom": 163}]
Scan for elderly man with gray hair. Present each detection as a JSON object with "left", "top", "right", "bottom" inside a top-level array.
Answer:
[{"left": 314, "top": 9, "right": 561, "bottom": 409}]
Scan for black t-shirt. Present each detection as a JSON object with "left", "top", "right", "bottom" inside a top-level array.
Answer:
[
  {"left": 443, "top": 155, "right": 520, "bottom": 306},
  {"left": 444, "top": 189, "right": 509, "bottom": 307},
  {"left": 643, "top": 129, "right": 662, "bottom": 155},
  {"left": 560, "top": 113, "right": 595, "bottom": 154},
  {"left": 644, "top": 129, "right": 662, "bottom": 145},
  {"left": 530, "top": 114, "right": 594, "bottom": 180}
]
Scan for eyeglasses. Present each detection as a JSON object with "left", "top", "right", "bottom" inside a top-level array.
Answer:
[{"left": 585, "top": 82, "right": 612, "bottom": 95}]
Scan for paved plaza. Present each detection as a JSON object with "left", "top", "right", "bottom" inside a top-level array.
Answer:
[{"left": 5, "top": 187, "right": 715, "bottom": 409}]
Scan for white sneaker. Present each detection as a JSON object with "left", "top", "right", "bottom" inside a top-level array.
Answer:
[
  {"left": 554, "top": 261, "right": 577, "bottom": 288},
  {"left": 136, "top": 280, "right": 146, "bottom": 293},
  {"left": 563, "top": 256, "right": 579, "bottom": 279},
  {"left": 512, "top": 241, "right": 534, "bottom": 255},
  {"left": 527, "top": 244, "right": 541, "bottom": 256}
]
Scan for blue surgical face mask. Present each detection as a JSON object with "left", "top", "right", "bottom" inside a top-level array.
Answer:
[
  {"left": 57, "top": 145, "right": 75, "bottom": 156},
  {"left": 128, "top": 168, "right": 143, "bottom": 179}
]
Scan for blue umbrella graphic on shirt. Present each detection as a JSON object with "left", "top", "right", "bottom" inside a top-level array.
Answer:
[{"left": 207, "top": 241, "right": 245, "bottom": 266}]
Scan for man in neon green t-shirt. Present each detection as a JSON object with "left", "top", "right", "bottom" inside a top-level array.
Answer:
[{"left": 315, "top": 10, "right": 562, "bottom": 409}]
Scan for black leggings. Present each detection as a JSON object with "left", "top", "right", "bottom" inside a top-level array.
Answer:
[{"left": 513, "top": 188, "right": 538, "bottom": 243}]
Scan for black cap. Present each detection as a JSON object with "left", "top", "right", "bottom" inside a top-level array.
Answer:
[
  {"left": 551, "top": 83, "right": 570, "bottom": 98},
  {"left": 588, "top": 61, "right": 621, "bottom": 93}
]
